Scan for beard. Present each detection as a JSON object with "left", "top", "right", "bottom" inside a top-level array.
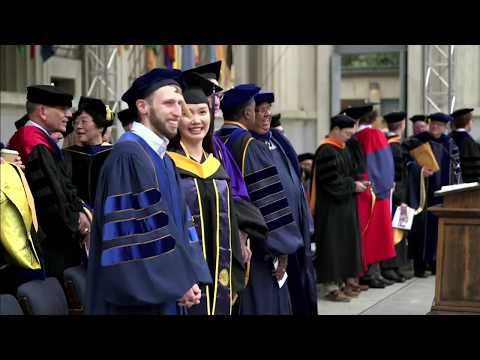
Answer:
[{"left": 149, "top": 108, "right": 178, "bottom": 139}]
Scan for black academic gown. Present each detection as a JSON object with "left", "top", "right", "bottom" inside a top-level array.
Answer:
[
  {"left": 8, "top": 126, "right": 84, "bottom": 282},
  {"left": 449, "top": 130, "right": 480, "bottom": 183},
  {"left": 25, "top": 147, "right": 85, "bottom": 281},
  {"left": 168, "top": 147, "right": 245, "bottom": 315},
  {"left": 311, "top": 142, "right": 363, "bottom": 283},
  {"left": 63, "top": 144, "right": 113, "bottom": 209},
  {"left": 346, "top": 137, "right": 367, "bottom": 179}
]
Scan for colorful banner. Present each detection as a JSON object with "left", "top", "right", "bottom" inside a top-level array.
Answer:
[
  {"left": 181, "top": 45, "right": 195, "bottom": 70},
  {"left": 163, "top": 45, "right": 176, "bottom": 69},
  {"left": 145, "top": 45, "right": 159, "bottom": 70}
]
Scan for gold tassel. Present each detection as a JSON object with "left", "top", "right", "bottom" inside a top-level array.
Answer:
[{"left": 105, "top": 105, "right": 115, "bottom": 122}]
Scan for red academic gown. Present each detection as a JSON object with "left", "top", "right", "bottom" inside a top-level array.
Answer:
[{"left": 355, "top": 127, "right": 396, "bottom": 271}]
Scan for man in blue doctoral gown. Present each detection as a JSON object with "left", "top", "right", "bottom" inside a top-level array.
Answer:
[
  {"left": 251, "top": 91, "right": 318, "bottom": 315},
  {"left": 85, "top": 68, "right": 212, "bottom": 315},
  {"left": 215, "top": 85, "right": 305, "bottom": 315}
]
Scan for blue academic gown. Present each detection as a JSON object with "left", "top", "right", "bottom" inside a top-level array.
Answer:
[
  {"left": 85, "top": 132, "right": 212, "bottom": 315},
  {"left": 252, "top": 130, "right": 318, "bottom": 315},
  {"left": 216, "top": 123, "right": 306, "bottom": 315}
]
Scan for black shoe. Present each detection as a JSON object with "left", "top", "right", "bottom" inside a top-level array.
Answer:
[
  {"left": 368, "top": 278, "right": 386, "bottom": 288},
  {"left": 414, "top": 271, "right": 428, "bottom": 278},
  {"left": 382, "top": 269, "right": 406, "bottom": 283},
  {"left": 396, "top": 269, "right": 412, "bottom": 280},
  {"left": 378, "top": 276, "right": 395, "bottom": 286},
  {"left": 359, "top": 277, "right": 372, "bottom": 286}
]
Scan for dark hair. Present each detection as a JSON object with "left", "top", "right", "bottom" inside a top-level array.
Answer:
[
  {"left": 222, "top": 99, "right": 254, "bottom": 120},
  {"left": 329, "top": 115, "right": 356, "bottom": 131},
  {"left": 387, "top": 121, "right": 404, "bottom": 132},
  {"left": 72, "top": 108, "right": 109, "bottom": 136},
  {"left": 359, "top": 110, "right": 378, "bottom": 125},
  {"left": 168, "top": 103, "right": 215, "bottom": 155},
  {"left": 26, "top": 101, "right": 40, "bottom": 114},
  {"left": 453, "top": 113, "right": 473, "bottom": 129},
  {"left": 131, "top": 103, "right": 143, "bottom": 124}
]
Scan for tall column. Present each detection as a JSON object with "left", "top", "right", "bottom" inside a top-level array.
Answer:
[
  {"left": 298, "top": 45, "right": 317, "bottom": 115},
  {"left": 233, "top": 45, "right": 323, "bottom": 153},
  {"left": 316, "top": 45, "right": 334, "bottom": 146},
  {"left": 246, "top": 45, "right": 321, "bottom": 153},
  {"left": 454, "top": 45, "right": 480, "bottom": 109},
  {"left": 407, "top": 45, "right": 424, "bottom": 135},
  {"left": 454, "top": 45, "right": 480, "bottom": 140},
  {"left": 232, "top": 45, "right": 250, "bottom": 84},
  {"left": 258, "top": 45, "right": 300, "bottom": 114}
]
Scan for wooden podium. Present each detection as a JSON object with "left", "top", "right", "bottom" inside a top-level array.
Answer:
[{"left": 428, "top": 184, "right": 480, "bottom": 315}]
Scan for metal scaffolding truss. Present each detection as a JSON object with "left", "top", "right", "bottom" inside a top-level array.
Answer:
[
  {"left": 83, "top": 45, "right": 120, "bottom": 110},
  {"left": 83, "top": 45, "right": 147, "bottom": 112},
  {"left": 82, "top": 45, "right": 148, "bottom": 141},
  {"left": 127, "top": 45, "right": 146, "bottom": 88},
  {"left": 424, "top": 45, "right": 455, "bottom": 114}
]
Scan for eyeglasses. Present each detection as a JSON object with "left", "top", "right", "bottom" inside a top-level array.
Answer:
[
  {"left": 255, "top": 106, "right": 272, "bottom": 114},
  {"left": 74, "top": 115, "right": 95, "bottom": 127}
]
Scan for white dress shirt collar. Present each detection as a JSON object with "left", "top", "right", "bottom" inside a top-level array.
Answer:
[
  {"left": 25, "top": 120, "right": 51, "bottom": 136},
  {"left": 25, "top": 120, "right": 63, "bottom": 151},
  {"left": 358, "top": 124, "right": 373, "bottom": 132},
  {"left": 131, "top": 121, "right": 169, "bottom": 159}
]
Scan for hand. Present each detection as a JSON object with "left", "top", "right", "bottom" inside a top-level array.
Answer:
[
  {"left": 242, "top": 244, "right": 252, "bottom": 265},
  {"left": 81, "top": 232, "right": 91, "bottom": 255},
  {"left": 13, "top": 156, "right": 25, "bottom": 171},
  {"left": 78, "top": 211, "right": 91, "bottom": 236},
  {"left": 355, "top": 181, "right": 367, "bottom": 193},
  {"left": 273, "top": 255, "right": 288, "bottom": 281},
  {"left": 239, "top": 231, "right": 252, "bottom": 265},
  {"left": 0, "top": 156, "right": 25, "bottom": 170},
  {"left": 363, "top": 181, "right": 372, "bottom": 188},
  {"left": 239, "top": 230, "right": 248, "bottom": 242},
  {"left": 423, "top": 168, "right": 434, "bottom": 177},
  {"left": 192, "top": 283, "right": 201, "bottom": 300},
  {"left": 177, "top": 284, "right": 201, "bottom": 308}
]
